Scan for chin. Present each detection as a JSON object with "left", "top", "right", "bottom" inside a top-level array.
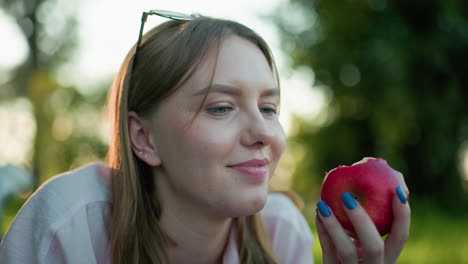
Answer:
[
  {"left": 231, "top": 191, "right": 268, "bottom": 217},
  {"left": 249, "top": 195, "right": 268, "bottom": 213}
]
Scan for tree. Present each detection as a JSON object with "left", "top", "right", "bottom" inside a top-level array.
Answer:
[
  {"left": 272, "top": 0, "right": 468, "bottom": 214},
  {"left": 1, "top": 0, "right": 108, "bottom": 187}
]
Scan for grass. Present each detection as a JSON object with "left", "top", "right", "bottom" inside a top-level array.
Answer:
[
  {"left": 396, "top": 200, "right": 468, "bottom": 264},
  {"left": 2, "top": 195, "right": 468, "bottom": 263},
  {"left": 1, "top": 195, "right": 29, "bottom": 238}
]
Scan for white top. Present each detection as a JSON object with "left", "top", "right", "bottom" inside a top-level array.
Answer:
[{"left": 0, "top": 163, "right": 313, "bottom": 264}]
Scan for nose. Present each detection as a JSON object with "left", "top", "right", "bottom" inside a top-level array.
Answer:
[{"left": 240, "top": 111, "right": 276, "bottom": 148}]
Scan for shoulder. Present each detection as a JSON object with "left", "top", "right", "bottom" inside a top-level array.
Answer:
[
  {"left": 261, "top": 192, "right": 314, "bottom": 263},
  {"left": 37, "top": 162, "right": 110, "bottom": 199},
  {"left": 0, "top": 163, "right": 111, "bottom": 263},
  {"left": 20, "top": 162, "right": 111, "bottom": 221},
  {"left": 261, "top": 192, "right": 309, "bottom": 234}
]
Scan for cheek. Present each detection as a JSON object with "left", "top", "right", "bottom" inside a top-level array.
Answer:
[
  {"left": 183, "top": 120, "right": 238, "bottom": 159},
  {"left": 186, "top": 119, "right": 286, "bottom": 162},
  {"left": 271, "top": 122, "right": 287, "bottom": 161},
  {"left": 161, "top": 114, "right": 238, "bottom": 163}
]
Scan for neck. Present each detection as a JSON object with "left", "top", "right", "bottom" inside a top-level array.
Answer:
[{"left": 160, "top": 205, "right": 233, "bottom": 264}]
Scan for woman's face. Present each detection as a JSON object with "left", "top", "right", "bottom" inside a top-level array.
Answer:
[{"left": 149, "top": 35, "right": 286, "bottom": 219}]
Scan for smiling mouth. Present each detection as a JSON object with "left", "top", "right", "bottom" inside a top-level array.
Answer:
[
  {"left": 228, "top": 158, "right": 269, "bottom": 167},
  {"left": 228, "top": 165, "right": 267, "bottom": 180}
]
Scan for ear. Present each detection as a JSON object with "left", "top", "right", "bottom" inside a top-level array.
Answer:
[{"left": 128, "top": 111, "right": 162, "bottom": 166}]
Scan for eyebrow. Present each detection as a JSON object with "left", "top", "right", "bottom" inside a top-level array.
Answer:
[{"left": 193, "top": 84, "right": 280, "bottom": 98}]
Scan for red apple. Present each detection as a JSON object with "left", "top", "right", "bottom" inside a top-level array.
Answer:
[{"left": 320, "top": 157, "right": 404, "bottom": 238}]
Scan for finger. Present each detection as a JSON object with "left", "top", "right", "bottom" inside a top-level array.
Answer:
[
  {"left": 317, "top": 200, "right": 359, "bottom": 264},
  {"left": 341, "top": 192, "right": 384, "bottom": 264},
  {"left": 394, "top": 171, "right": 409, "bottom": 197},
  {"left": 315, "top": 210, "right": 338, "bottom": 264},
  {"left": 353, "top": 239, "right": 364, "bottom": 263},
  {"left": 384, "top": 186, "right": 410, "bottom": 264}
]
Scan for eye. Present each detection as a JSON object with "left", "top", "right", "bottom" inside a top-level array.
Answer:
[
  {"left": 207, "top": 106, "right": 234, "bottom": 115},
  {"left": 260, "top": 105, "right": 278, "bottom": 116}
]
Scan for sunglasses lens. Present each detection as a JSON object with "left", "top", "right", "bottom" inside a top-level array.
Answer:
[{"left": 149, "top": 10, "right": 193, "bottom": 21}]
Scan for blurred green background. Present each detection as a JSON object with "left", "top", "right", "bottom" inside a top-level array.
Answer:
[{"left": 1, "top": 0, "right": 467, "bottom": 263}]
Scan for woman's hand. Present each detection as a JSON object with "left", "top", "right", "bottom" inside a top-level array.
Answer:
[{"left": 315, "top": 186, "right": 410, "bottom": 264}]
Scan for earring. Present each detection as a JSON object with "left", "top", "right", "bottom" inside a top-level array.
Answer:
[{"left": 138, "top": 151, "right": 149, "bottom": 158}]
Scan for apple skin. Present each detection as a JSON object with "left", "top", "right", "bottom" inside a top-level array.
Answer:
[{"left": 320, "top": 157, "right": 403, "bottom": 238}]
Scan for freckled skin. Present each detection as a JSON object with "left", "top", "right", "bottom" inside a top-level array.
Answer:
[{"left": 149, "top": 36, "right": 286, "bottom": 220}]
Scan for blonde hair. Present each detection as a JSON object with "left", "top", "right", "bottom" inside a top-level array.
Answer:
[{"left": 106, "top": 16, "right": 280, "bottom": 264}]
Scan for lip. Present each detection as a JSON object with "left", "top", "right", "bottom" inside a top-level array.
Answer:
[
  {"left": 228, "top": 158, "right": 269, "bottom": 167},
  {"left": 228, "top": 158, "right": 269, "bottom": 180}
]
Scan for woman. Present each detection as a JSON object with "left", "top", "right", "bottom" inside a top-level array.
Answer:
[{"left": 0, "top": 10, "right": 410, "bottom": 264}]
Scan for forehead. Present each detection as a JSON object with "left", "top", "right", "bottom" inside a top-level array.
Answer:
[
  {"left": 176, "top": 35, "right": 276, "bottom": 97},
  {"left": 212, "top": 35, "right": 274, "bottom": 84}
]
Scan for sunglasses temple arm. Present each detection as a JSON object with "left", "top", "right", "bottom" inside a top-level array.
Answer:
[{"left": 134, "top": 12, "right": 149, "bottom": 67}]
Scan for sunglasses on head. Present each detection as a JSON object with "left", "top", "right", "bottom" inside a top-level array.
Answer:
[{"left": 133, "top": 10, "right": 194, "bottom": 67}]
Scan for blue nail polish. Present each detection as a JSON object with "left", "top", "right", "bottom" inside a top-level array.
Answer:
[
  {"left": 396, "top": 186, "right": 407, "bottom": 204},
  {"left": 317, "top": 200, "right": 331, "bottom": 217},
  {"left": 341, "top": 192, "right": 357, "bottom": 210}
]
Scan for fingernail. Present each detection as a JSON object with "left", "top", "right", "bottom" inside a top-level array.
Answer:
[
  {"left": 396, "top": 186, "right": 407, "bottom": 204},
  {"left": 341, "top": 192, "right": 357, "bottom": 210},
  {"left": 317, "top": 200, "right": 331, "bottom": 217},
  {"left": 315, "top": 208, "right": 323, "bottom": 223}
]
